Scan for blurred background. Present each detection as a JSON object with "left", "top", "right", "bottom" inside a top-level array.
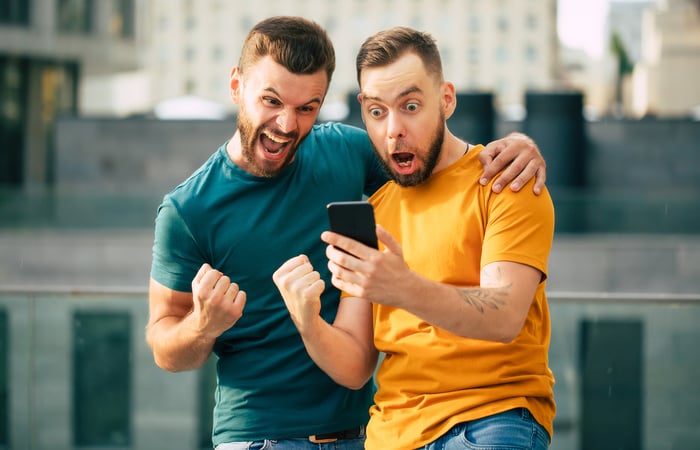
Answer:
[{"left": 1, "top": 0, "right": 699, "bottom": 449}]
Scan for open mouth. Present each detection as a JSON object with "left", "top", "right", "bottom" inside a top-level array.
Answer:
[
  {"left": 260, "top": 131, "right": 292, "bottom": 156},
  {"left": 392, "top": 152, "right": 415, "bottom": 168}
]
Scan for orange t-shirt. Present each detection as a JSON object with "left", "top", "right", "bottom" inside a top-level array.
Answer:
[{"left": 366, "top": 146, "right": 556, "bottom": 449}]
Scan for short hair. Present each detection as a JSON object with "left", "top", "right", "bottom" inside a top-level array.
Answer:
[
  {"left": 239, "top": 16, "right": 336, "bottom": 90},
  {"left": 355, "top": 26, "right": 443, "bottom": 85}
]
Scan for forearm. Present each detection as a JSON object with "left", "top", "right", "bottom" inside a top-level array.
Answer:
[
  {"left": 297, "top": 316, "right": 377, "bottom": 390},
  {"left": 146, "top": 315, "right": 216, "bottom": 372},
  {"left": 397, "top": 273, "right": 526, "bottom": 343}
]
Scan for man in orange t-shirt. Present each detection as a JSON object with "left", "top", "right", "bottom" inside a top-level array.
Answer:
[{"left": 274, "top": 26, "right": 555, "bottom": 450}]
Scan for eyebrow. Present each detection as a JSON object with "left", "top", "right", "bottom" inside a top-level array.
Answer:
[
  {"left": 361, "top": 85, "right": 423, "bottom": 103},
  {"left": 265, "top": 86, "right": 323, "bottom": 107}
]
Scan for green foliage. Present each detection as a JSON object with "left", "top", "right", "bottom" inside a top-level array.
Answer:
[{"left": 610, "top": 31, "right": 634, "bottom": 76}]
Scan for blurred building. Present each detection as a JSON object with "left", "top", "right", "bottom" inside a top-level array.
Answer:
[
  {"left": 631, "top": 0, "right": 700, "bottom": 117},
  {"left": 0, "top": 0, "right": 145, "bottom": 189},
  {"left": 141, "top": 0, "right": 560, "bottom": 116},
  {"left": 557, "top": 0, "right": 700, "bottom": 119}
]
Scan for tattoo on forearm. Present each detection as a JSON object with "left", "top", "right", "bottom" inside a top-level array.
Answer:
[
  {"left": 457, "top": 288, "right": 507, "bottom": 313},
  {"left": 457, "top": 266, "right": 510, "bottom": 313}
]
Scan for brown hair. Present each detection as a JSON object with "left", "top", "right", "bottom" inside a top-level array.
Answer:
[
  {"left": 355, "top": 26, "right": 443, "bottom": 85},
  {"left": 238, "top": 16, "right": 336, "bottom": 91}
]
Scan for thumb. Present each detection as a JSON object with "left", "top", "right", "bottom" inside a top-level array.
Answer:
[{"left": 376, "top": 224, "right": 403, "bottom": 256}]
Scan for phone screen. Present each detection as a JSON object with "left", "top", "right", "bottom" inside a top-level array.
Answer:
[{"left": 326, "top": 201, "right": 378, "bottom": 249}]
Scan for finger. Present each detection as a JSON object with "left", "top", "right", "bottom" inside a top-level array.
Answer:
[
  {"left": 234, "top": 290, "right": 247, "bottom": 312},
  {"left": 273, "top": 255, "right": 308, "bottom": 283},
  {"left": 376, "top": 225, "right": 401, "bottom": 255},
  {"left": 325, "top": 242, "right": 355, "bottom": 270},
  {"left": 288, "top": 267, "right": 321, "bottom": 293},
  {"left": 193, "top": 263, "right": 212, "bottom": 285},
  {"left": 478, "top": 145, "right": 510, "bottom": 186},
  {"left": 508, "top": 162, "right": 539, "bottom": 193},
  {"left": 305, "top": 278, "right": 326, "bottom": 299},
  {"left": 228, "top": 287, "right": 246, "bottom": 318},
  {"left": 532, "top": 166, "right": 546, "bottom": 195},
  {"left": 224, "top": 282, "right": 242, "bottom": 303},
  {"left": 212, "top": 274, "right": 232, "bottom": 298},
  {"left": 476, "top": 142, "right": 499, "bottom": 166},
  {"left": 492, "top": 156, "right": 531, "bottom": 193}
]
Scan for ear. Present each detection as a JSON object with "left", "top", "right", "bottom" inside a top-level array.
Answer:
[
  {"left": 229, "top": 66, "right": 242, "bottom": 104},
  {"left": 356, "top": 92, "right": 366, "bottom": 123},
  {"left": 442, "top": 81, "right": 457, "bottom": 120}
]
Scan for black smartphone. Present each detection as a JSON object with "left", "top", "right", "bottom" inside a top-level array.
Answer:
[{"left": 326, "top": 201, "right": 378, "bottom": 249}]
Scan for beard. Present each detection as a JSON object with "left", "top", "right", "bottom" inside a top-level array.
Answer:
[
  {"left": 373, "top": 113, "right": 445, "bottom": 187},
  {"left": 236, "top": 104, "right": 300, "bottom": 178}
]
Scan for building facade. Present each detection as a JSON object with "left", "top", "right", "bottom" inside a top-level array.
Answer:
[
  {"left": 631, "top": 0, "right": 700, "bottom": 116},
  {"left": 0, "top": 0, "right": 143, "bottom": 188},
  {"left": 145, "top": 0, "right": 559, "bottom": 116}
]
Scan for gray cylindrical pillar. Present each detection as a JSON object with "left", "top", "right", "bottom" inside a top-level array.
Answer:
[
  {"left": 525, "top": 91, "right": 587, "bottom": 233},
  {"left": 344, "top": 91, "right": 364, "bottom": 129},
  {"left": 524, "top": 91, "right": 586, "bottom": 188},
  {"left": 449, "top": 92, "right": 495, "bottom": 146}
]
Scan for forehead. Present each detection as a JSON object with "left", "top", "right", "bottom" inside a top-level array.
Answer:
[
  {"left": 359, "top": 52, "right": 433, "bottom": 100},
  {"left": 244, "top": 55, "right": 328, "bottom": 105}
]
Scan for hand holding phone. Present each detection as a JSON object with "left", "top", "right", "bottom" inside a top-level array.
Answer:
[{"left": 326, "top": 201, "right": 378, "bottom": 250}]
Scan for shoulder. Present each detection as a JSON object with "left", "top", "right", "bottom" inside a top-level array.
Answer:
[
  {"left": 162, "top": 145, "right": 226, "bottom": 209},
  {"left": 307, "top": 122, "right": 369, "bottom": 145}
]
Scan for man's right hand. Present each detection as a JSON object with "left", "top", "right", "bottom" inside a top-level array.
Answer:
[{"left": 191, "top": 263, "right": 247, "bottom": 338}]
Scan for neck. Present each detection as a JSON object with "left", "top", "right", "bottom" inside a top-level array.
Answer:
[{"left": 434, "top": 130, "right": 468, "bottom": 174}]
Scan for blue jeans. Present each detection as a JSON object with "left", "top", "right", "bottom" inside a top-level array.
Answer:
[{"left": 419, "top": 408, "right": 550, "bottom": 450}]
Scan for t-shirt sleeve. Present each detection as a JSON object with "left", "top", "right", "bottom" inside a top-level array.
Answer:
[
  {"left": 481, "top": 183, "right": 555, "bottom": 278},
  {"left": 150, "top": 197, "right": 205, "bottom": 292}
]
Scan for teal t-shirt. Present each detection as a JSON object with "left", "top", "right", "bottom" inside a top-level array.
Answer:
[{"left": 150, "top": 122, "right": 387, "bottom": 443}]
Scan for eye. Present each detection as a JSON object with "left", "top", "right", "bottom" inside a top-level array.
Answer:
[
  {"left": 298, "top": 105, "right": 316, "bottom": 114},
  {"left": 405, "top": 102, "right": 419, "bottom": 112},
  {"left": 263, "top": 96, "right": 281, "bottom": 106},
  {"left": 368, "top": 107, "right": 383, "bottom": 118}
]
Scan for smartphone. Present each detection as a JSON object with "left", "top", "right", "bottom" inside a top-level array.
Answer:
[{"left": 326, "top": 201, "right": 378, "bottom": 249}]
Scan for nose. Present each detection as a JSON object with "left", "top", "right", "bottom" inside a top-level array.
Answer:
[
  {"left": 276, "top": 108, "right": 298, "bottom": 133},
  {"left": 387, "top": 112, "right": 405, "bottom": 140}
]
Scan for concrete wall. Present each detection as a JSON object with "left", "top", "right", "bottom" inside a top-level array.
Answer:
[
  {"left": 50, "top": 115, "right": 700, "bottom": 234},
  {"left": 54, "top": 116, "right": 700, "bottom": 192}
]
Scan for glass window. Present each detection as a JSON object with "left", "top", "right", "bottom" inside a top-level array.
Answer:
[
  {"left": 185, "top": 47, "right": 196, "bottom": 62},
  {"left": 185, "top": 79, "right": 196, "bottom": 94},
  {"left": 468, "top": 15, "right": 479, "bottom": 33},
  {"left": 212, "top": 46, "right": 223, "bottom": 62},
  {"left": 0, "top": 57, "right": 27, "bottom": 186},
  {"left": 0, "top": 309, "right": 7, "bottom": 446},
  {"left": 0, "top": 0, "right": 30, "bottom": 25},
  {"left": 72, "top": 311, "right": 131, "bottom": 446},
  {"left": 526, "top": 13, "right": 537, "bottom": 30},
  {"left": 57, "top": 0, "right": 93, "bottom": 34},
  {"left": 525, "top": 45, "right": 537, "bottom": 63},
  {"left": 580, "top": 319, "right": 642, "bottom": 449},
  {"left": 468, "top": 47, "right": 479, "bottom": 64},
  {"left": 109, "top": 0, "right": 134, "bottom": 38},
  {"left": 497, "top": 14, "right": 508, "bottom": 33},
  {"left": 495, "top": 46, "right": 508, "bottom": 64},
  {"left": 197, "top": 356, "right": 217, "bottom": 449}
]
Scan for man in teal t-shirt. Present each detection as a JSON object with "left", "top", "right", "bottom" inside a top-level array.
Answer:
[{"left": 146, "top": 16, "right": 546, "bottom": 449}]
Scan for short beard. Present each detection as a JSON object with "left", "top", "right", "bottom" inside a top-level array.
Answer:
[
  {"left": 374, "top": 115, "right": 445, "bottom": 187},
  {"left": 237, "top": 104, "right": 299, "bottom": 178}
]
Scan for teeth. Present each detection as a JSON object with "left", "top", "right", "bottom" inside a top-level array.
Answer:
[{"left": 263, "top": 132, "right": 290, "bottom": 144}]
